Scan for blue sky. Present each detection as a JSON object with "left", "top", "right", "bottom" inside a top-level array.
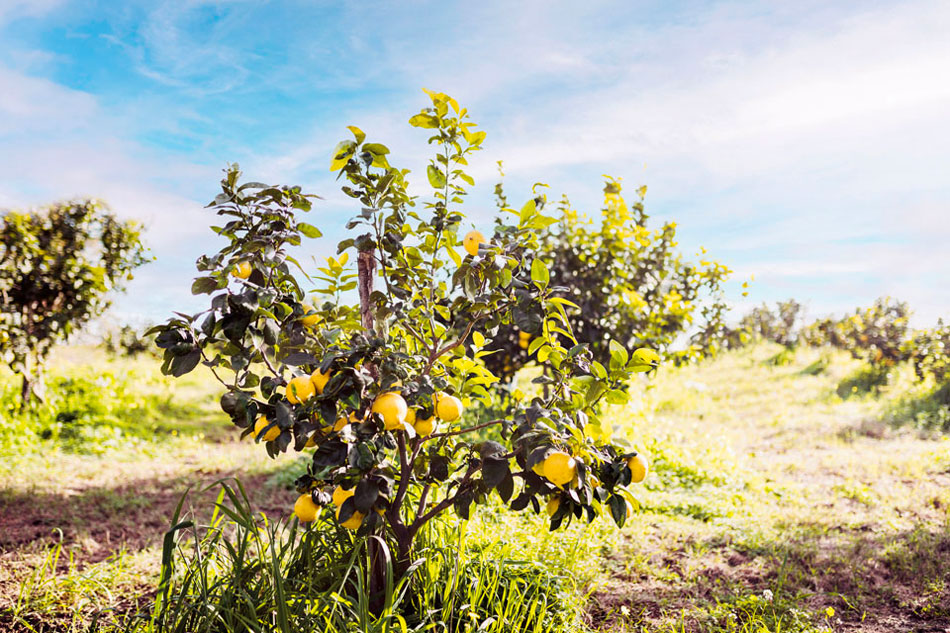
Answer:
[{"left": 1, "top": 0, "right": 948, "bottom": 328}]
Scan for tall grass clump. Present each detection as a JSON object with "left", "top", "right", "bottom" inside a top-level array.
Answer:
[{"left": 120, "top": 479, "right": 586, "bottom": 633}]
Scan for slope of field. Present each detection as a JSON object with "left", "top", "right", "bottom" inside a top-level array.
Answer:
[{"left": 0, "top": 344, "right": 947, "bottom": 632}]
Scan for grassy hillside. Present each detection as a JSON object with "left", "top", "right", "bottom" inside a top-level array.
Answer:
[{"left": 1, "top": 344, "right": 947, "bottom": 632}]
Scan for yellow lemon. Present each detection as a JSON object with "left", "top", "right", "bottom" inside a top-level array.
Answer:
[
  {"left": 434, "top": 392, "right": 463, "bottom": 421},
  {"left": 372, "top": 392, "right": 408, "bottom": 430},
  {"left": 286, "top": 375, "right": 316, "bottom": 404},
  {"left": 404, "top": 408, "right": 417, "bottom": 425},
  {"left": 626, "top": 500, "right": 635, "bottom": 519},
  {"left": 254, "top": 416, "right": 279, "bottom": 442},
  {"left": 546, "top": 496, "right": 560, "bottom": 517},
  {"left": 324, "top": 412, "right": 356, "bottom": 433},
  {"left": 463, "top": 230, "right": 485, "bottom": 257},
  {"left": 310, "top": 368, "right": 331, "bottom": 394},
  {"left": 414, "top": 415, "right": 436, "bottom": 437},
  {"left": 336, "top": 505, "right": 364, "bottom": 530},
  {"left": 542, "top": 451, "right": 577, "bottom": 487},
  {"left": 301, "top": 312, "right": 321, "bottom": 327},
  {"left": 294, "top": 494, "right": 319, "bottom": 523},
  {"left": 531, "top": 461, "right": 546, "bottom": 476},
  {"left": 332, "top": 485, "right": 354, "bottom": 507},
  {"left": 630, "top": 348, "right": 660, "bottom": 373},
  {"left": 231, "top": 261, "right": 252, "bottom": 279},
  {"left": 519, "top": 338, "right": 530, "bottom": 350},
  {"left": 628, "top": 453, "right": 649, "bottom": 483}
]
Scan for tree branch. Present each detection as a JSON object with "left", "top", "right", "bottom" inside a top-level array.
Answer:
[{"left": 425, "top": 418, "right": 505, "bottom": 443}]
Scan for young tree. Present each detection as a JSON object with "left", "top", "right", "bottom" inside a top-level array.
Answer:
[
  {"left": 152, "top": 91, "right": 659, "bottom": 595},
  {"left": 0, "top": 200, "right": 149, "bottom": 403}
]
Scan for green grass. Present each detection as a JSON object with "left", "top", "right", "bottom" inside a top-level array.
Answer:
[{"left": 2, "top": 343, "right": 950, "bottom": 632}]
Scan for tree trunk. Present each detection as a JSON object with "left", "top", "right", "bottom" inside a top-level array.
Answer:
[
  {"left": 358, "top": 249, "right": 376, "bottom": 333},
  {"left": 20, "top": 374, "right": 32, "bottom": 409},
  {"left": 357, "top": 245, "right": 391, "bottom": 613}
]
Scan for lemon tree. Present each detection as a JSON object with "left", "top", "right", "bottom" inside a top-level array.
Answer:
[
  {"left": 481, "top": 174, "right": 732, "bottom": 384},
  {"left": 152, "top": 91, "right": 655, "bottom": 577},
  {"left": 0, "top": 200, "right": 148, "bottom": 405}
]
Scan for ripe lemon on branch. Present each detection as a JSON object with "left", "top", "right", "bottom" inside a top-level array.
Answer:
[
  {"left": 286, "top": 375, "right": 316, "bottom": 404},
  {"left": 413, "top": 415, "right": 436, "bottom": 437},
  {"left": 331, "top": 486, "right": 364, "bottom": 529},
  {"left": 294, "top": 494, "right": 319, "bottom": 523},
  {"left": 628, "top": 453, "right": 649, "bottom": 483},
  {"left": 434, "top": 392, "right": 463, "bottom": 421},
  {"left": 372, "top": 392, "right": 408, "bottom": 430},
  {"left": 310, "top": 368, "right": 331, "bottom": 394},
  {"left": 463, "top": 230, "right": 485, "bottom": 256},
  {"left": 254, "top": 415, "right": 279, "bottom": 442},
  {"left": 231, "top": 261, "right": 252, "bottom": 279},
  {"left": 540, "top": 451, "right": 577, "bottom": 487}
]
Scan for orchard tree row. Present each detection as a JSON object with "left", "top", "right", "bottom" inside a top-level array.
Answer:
[{"left": 727, "top": 297, "right": 949, "bottom": 388}]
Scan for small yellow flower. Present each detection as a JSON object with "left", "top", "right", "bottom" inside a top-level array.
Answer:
[{"left": 825, "top": 606, "right": 835, "bottom": 617}]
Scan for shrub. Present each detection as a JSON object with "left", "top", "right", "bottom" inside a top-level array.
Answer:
[
  {"left": 738, "top": 299, "right": 803, "bottom": 348},
  {"left": 102, "top": 324, "right": 157, "bottom": 357},
  {"left": 151, "top": 91, "right": 660, "bottom": 593},
  {"left": 801, "top": 297, "right": 911, "bottom": 371},
  {"left": 0, "top": 201, "right": 149, "bottom": 404},
  {"left": 479, "top": 175, "right": 732, "bottom": 383}
]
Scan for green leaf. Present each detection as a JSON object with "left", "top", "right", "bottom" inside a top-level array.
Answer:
[
  {"left": 363, "top": 143, "right": 389, "bottom": 156},
  {"left": 427, "top": 165, "right": 446, "bottom": 189},
  {"left": 298, "top": 222, "right": 322, "bottom": 239},
  {"left": 409, "top": 113, "right": 439, "bottom": 129},
  {"left": 330, "top": 140, "right": 356, "bottom": 171},
  {"left": 519, "top": 199, "right": 537, "bottom": 226},
  {"left": 608, "top": 340, "right": 629, "bottom": 365},
  {"left": 191, "top": 277, "right": 218, "bottom": 295},
  {"left": 346, "top": 125, "right": 366, "bottom": 144},
  {"left": 530, "top": 259, "right": 549, "bottom": 289}
]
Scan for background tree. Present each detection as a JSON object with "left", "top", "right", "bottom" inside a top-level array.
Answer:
[
  {"left": 0, "top": 200, "right": 149, "bottom": 404},
  {"left": 481, "top": 175, "right": 732, "bottom": 384}
]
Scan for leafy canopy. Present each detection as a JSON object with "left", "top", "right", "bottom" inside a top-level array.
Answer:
[{"left": 482, "top": 173, "right": 732, "bottom": 384}]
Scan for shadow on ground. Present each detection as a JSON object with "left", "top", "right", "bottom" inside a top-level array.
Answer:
[{"left": 0, "top": 469, "right": 286, "bottom": 562}]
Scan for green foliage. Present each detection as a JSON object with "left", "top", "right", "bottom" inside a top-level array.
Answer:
[
  {"left": 906, "top": 319, "right": 950, "bottom": 384},
  {"left": 481, "top": 176, "right": 732, "bottom": 383},
  {"left": 0, "top": 200, "right": 149, "bottom": 403},
  {"left": 151, "top": 91, "right": 657, "bottom": 572}
]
